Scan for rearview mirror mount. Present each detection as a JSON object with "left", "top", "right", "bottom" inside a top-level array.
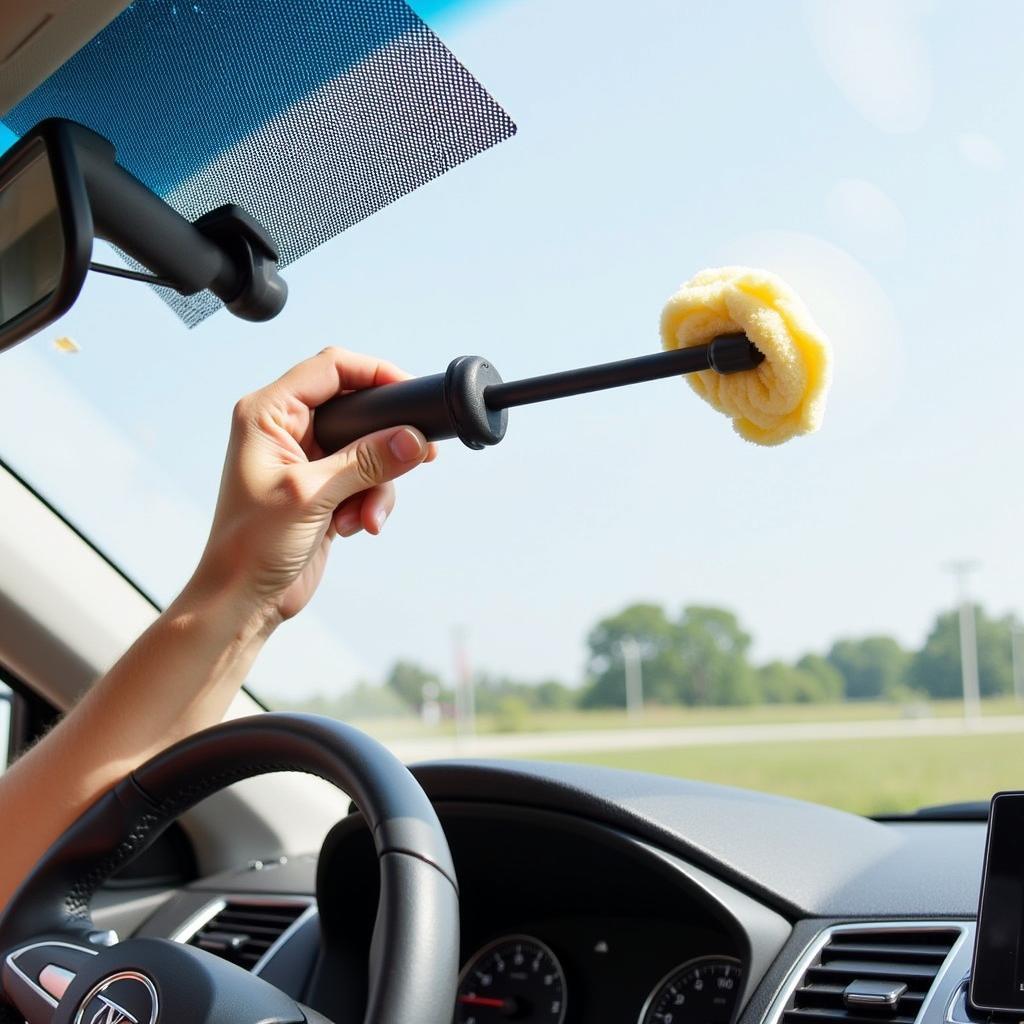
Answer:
[{"left": 0, "top": 118, "right": 287, "bottom": 354}]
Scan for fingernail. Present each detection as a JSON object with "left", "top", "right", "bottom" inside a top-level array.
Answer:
[
  {"left": 388, "top": 427, "right": 426, "bottom": 462},
  {"left": 374, "top": 508, "right": 389, "bottom": 532},
  {"left": 336, "top": 513, "right": 361, "bottom": 538}
]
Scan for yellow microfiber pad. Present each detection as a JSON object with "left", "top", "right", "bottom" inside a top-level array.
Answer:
[{"left": 660, "top": 266, "right": 832, "bottom": 446}]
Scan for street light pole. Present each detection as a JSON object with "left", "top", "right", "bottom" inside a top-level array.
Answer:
[
  {"left": 944, "top": 560, "right": 981, "bottom": 723},
  {"left": 620, "top": 637, "right": 644, "bottom": 719},
  {"left": 1012, "top": 626, "right": 1024, "bottom": 706},
  {"left": 452, "top": 626, "right": 475, "bottom": 739}
]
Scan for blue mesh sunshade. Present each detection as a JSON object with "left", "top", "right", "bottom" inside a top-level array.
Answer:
[{"left": 3, "top": 0, "right": 516, "bottom": 325}]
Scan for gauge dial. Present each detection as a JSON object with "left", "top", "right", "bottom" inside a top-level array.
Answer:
[
  {"left": 640, "top": 956, "right": 742, "bottom": 1024},
  {"left": 456, "top": 934, "right": 567, "bottom": 1023}
]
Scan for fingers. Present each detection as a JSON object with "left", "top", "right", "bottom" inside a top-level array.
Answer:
[
  {"left": 238, "top": 348, "right": 444, "bottom": 463},
  {"left": 331, "top": 483, "right": 396, "bottom": 538},
  {"left": 315, "top": 425, "right": 429, "bottom": 510},
  {"left": 267, "top": 347, "right": 412, "bottom": 410},
  {"left": 331, "top": 496, "right": 364, "bottom": 538},
  {"left": 360, "top": 482, "right": 396, "bottom": 535}
]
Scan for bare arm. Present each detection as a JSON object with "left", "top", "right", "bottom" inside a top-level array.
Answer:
[{"left": 0, "top": 347, "right": 435, "bottom": 909}]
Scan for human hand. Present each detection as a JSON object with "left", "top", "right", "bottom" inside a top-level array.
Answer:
[{"left": 194, "top": 347, "right": 436, "bottom": 625}]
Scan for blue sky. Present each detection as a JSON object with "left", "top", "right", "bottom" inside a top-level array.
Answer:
[{"left": 2, "top": 0, "right": 1024, "bottom": 700}]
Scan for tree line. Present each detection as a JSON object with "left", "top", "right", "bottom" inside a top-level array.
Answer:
[
  {"left": 300, "top": 601, "right": 1021, "bottom": 720},
  {"left": 581, "top": 602, "right": 1020, "bottom": 708}
]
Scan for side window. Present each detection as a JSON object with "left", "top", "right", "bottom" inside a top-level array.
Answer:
[{"left": 0, "top": 667, "right": 60, "bottom": 767}]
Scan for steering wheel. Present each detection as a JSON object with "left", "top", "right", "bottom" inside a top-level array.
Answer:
[{"left": 0, "top": 714, "right": 460, "bottom": 1024}]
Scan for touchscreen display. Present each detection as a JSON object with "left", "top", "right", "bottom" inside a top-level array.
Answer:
[{"left": 972, "top": 792, "right": 1024, "bottom": 1012}]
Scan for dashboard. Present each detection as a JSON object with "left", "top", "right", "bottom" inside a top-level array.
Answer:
[
  {"left": 123, "top": 760, "right": 993, "bottom": 1024},
  {"left": 306, "top": 804, "right": 764, "bottom": 1023}
]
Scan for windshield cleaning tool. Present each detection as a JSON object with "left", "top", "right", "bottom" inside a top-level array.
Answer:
[
  {"left": 314, "top": 267, "right": 831, "bottom": 454},
  {"left": 314, "top": 334, "right": 763, "bottom": 453},
  {"left": 0, "top": 119, "right": 288, "bottom": 354},
  {"left": 661, "top": 266, "right": 832, "bottom": 445}
]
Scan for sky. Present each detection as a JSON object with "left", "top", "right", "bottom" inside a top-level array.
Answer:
[{"left": 1, "top": 0, "right": 1024, "bottom": 701}]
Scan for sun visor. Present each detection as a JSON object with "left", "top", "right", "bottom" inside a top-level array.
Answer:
[{"left": 2, "top": 0, "right": 516, "bottom": 326}]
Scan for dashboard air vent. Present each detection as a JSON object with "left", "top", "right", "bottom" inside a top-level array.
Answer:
[
  {"left": 186, "top": 900, "right": 309, "bottom": 971},
  {"left": 783, "top": 927, "right": 961, "bottom": 1024}
]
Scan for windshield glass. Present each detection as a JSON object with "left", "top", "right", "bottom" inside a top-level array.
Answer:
[{"left": 2, "top": 0, "right": 1023, "bottom": 817}]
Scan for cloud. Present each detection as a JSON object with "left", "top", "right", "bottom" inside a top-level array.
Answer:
[
  {"left": 715, "top": 230, "right": 906, "bottom": 441},
  {"left": 825, "top": 178, "right": 906, "bottom": 261},
  {"left": 803, "top": 0, "right": 932, "bottom": 133},
  {"left": 956, "top": 132, "right": 1005, "bottom": 170}
]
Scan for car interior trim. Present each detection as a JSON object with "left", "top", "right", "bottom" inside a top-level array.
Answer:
[
  {"left": 38, "top": 962, "right": 76, "bottom": 999},
  {"left": 251, "top": 903, "right": 319, "bottom": 978},
  {"left": 944, "top": 977, "right": 973, "bottom": 1024},
  {"left": 759, "top": 922, "right": 971, "bottom": 1024},
  {"left": 5, "top": 938, "right": 99, "bottom": 1009},
  {"left": 168, "top": 897, "right": 228, "bottom": 945},
  {"left": 170, "top": 894, "right": 318, "bottom": 977}
]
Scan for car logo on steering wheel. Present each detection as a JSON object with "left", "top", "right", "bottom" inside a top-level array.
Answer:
[
  {"left": 89, "top": 994, "right": 138, "bottom": 1024},
  {"left": 75, "top": 971, "right": 157, "bottom": 1024}
]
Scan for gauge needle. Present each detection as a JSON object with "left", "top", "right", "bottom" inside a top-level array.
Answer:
[{"left": 458, "top": 994, "right": 511, "bottom": 1009}]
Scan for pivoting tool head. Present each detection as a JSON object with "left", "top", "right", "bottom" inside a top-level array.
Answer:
[
  {"left": 444, "top": 355, "right": 508, "bottom": 449},
  {"left": 707, "top": 333, "right": 766, "bottom": 374}
]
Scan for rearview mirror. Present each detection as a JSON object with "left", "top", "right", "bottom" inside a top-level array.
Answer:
[
  {"left": 0, "top": 119, "right": 286, "bottom": 355},
  {"left": 0, "top": 126, "right": 91, "bottom": 349}
]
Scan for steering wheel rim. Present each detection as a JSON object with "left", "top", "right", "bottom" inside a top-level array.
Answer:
[{"left": 0, "top": 713, "right": 460, "bottom": 1024}]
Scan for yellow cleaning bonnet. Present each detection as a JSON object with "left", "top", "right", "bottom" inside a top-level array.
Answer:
[{"left": 660, "top": 266, "right": 832, "bottom": 446}]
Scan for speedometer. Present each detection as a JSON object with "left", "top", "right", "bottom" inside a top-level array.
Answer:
[
  {"left": 639, "top": 956, "right": 742, "bottom": 1024},
  {"left": 455, "top": 934, "right": 567, "bottom": 1023}
]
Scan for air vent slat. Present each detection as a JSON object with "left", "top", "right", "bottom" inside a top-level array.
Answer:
[
  {"left": 213, "top": 916, "right": 298, "bottom": 930},
  {"left": 782, "top": 927, "right": 959, "bottom": 1024},
  {"left": 185, "top": 900, "right": 309, "bottom": 972},
  {"left": 829, "top": 932, "right": 956, "bottom": 948},
  {"left": 794, "top": 989, "right": 925, "bottom": 1011},
  {"left": 202, "top": 922, "right": 293, "bottom": 938},
  {"left": 785, "top": 1010, "right": 918, "bottom": 1024},
  {"left": 806, "top": 963, "right": 939, "bottom": 982},
  {"left": 822, "top": 944, "right": 951, "bottom": 963}
]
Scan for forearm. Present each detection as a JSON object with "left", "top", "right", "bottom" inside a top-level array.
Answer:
[
  {"left": 0, "top": 570, "right": 276, "bottom": 907},
  {"left": 0, "top": 348, "right": 430, "bottom": 911}
]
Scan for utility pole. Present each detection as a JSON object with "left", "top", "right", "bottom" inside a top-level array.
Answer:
[
  {"left": 452, "top": 626, "right": 475, "bottom": 740},
  {"left": 1012, "top": 625, "right": 1024, "bottom": 706},
  {"left": 944, "top": 561, "right": 981, "bottom": 723},
  {"left": 619, "top": 637, "right": 644, "bottom": 719}
]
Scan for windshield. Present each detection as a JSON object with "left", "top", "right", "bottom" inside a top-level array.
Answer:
[{"left": 2, "top": 0, "right": 1023, "bottom": 818}]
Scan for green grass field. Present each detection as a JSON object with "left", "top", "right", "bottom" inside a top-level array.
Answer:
[
  {"left": 540, "top": 731, "right": 1024, "bottom": 816},
  {"left": 279, "top": 696, "right": 1024, "bottom": 815},
  {"left": 325, "top": 696, "right": 1024, "bottom": 740}
]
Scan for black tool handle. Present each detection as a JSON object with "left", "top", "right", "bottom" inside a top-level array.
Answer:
[{"left": 314, "top": 356, "right": 508, "bottom": 454}]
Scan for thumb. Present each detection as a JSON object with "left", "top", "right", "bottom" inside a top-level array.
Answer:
[{"left": 314, "top": 425, "right": 429, "bottom": 507}]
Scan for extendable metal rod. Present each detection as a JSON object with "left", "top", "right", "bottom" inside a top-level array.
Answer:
[{"left": 483, "top": 333, "right": 760, "bottom": 411}]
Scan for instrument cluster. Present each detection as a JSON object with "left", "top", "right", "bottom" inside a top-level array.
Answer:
[
  {"left": 314, "top": 803, "right": 749, "bottom": 1024},
  {"left": 455, "top": 934, "right": 742, "bottom": 1024}
]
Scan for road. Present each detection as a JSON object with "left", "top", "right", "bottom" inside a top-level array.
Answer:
[{"left": 386, "top": 713, "right": 1024, "bottom": 763}]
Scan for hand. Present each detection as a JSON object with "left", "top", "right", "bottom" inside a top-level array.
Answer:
[{"left": 194, "top": 347, "right": 436, "bottom": 626}]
